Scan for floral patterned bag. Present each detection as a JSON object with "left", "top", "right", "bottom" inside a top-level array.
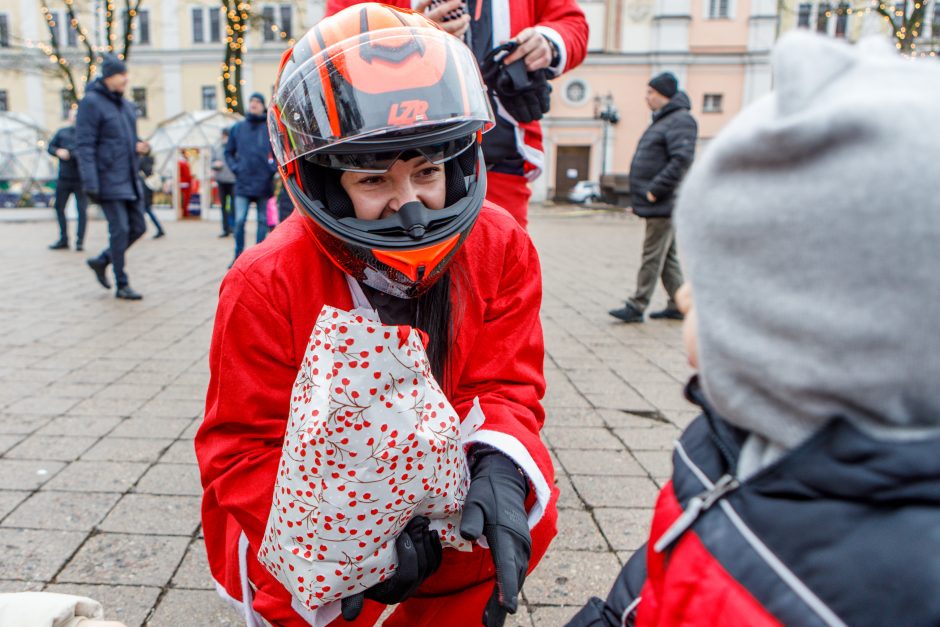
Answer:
[{"left": 258, "top": 305, "right": 483, "bottom": 611}]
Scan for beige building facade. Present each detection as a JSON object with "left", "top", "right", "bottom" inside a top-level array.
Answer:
[{"left": 0, "top": 0, "right": 778, "bottom": 201}]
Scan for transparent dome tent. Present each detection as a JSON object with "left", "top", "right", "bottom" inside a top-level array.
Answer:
[
  {"left": 0, "top": 112, "right": 57, "bottom": 208},
  {"left": 146, "top": 109, "right": 242, "bottom": 217}
]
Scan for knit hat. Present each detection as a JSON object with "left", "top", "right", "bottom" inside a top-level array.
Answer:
[
  {"left": 249, "top": 92, "right": 266, "bottom": 107},
  {"left": 100, "top": 53, "right": 127, "bottom": 79},
  {"left": 648, "top": 72, "right": 678, "bottom": 98},
  {"left": 674, "top": 31, "right": 940, "bottom": 461}
]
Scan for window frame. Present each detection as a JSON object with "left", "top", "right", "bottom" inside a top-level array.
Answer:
[
  {"left": 0, "top": 14, "right": 9, "bottom": 48},
  {"left": 0, "top": 90, "right": 8, "bottom": 112},
  {"left": 702, "top": 93, "right": 724, "bottom": 113},
  {"left": 132, "top": 86, "right": 148, "bottom": 119},
  {"left": 192, "top": 6, "right": 205, "bottom": 44},
  {"left": 201, "top": 85, "right": 217, "bottom": 111}
]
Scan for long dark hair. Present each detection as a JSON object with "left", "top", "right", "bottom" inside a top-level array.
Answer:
[{"left": 414, "top": 271, "right": 453, "bottom": 390}]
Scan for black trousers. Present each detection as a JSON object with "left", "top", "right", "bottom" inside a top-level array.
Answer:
[
  {"left": 218, "top": 182, "right": 235, "bottom": 234},
  {"left": 97, "top": 198, "right": 146, "bottom": 288},
  {"left": 53, "top": 180, "right": 88, "bottom": 245}
]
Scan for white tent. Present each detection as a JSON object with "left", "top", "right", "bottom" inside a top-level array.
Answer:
[
  {"left": 0, "top": 112, "right": 57, "bottom": 207},
  {"left": 146, "top": 109, "right": 242, "bottom": 217}
]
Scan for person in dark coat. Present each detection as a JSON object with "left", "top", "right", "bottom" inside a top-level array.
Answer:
[
  {"left": 609, "top": 72, "right": 697, "bottom": 323},
  {"left": 211, "top": 127, "right": 237, "bottom": 237},
  {"left": 75, "top": 53, "right": 147, "bottom": 300},
  {"left": 137, "top": 144, "right": 165, "bottom": 238},
  {"left": 47, "top": 108, "right": 88, "bottom": 251},
  {"left": 225, "top": 92, "right": 278, "bottom": 265}
]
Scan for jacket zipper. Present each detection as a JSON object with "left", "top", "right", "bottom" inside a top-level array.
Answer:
[{"left": 653, "top": 473, "right": 739, "bottom": 553}]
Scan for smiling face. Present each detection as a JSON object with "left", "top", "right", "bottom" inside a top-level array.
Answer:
[{"left": 339, "top": 156, "right": 447, "bottom": 221}]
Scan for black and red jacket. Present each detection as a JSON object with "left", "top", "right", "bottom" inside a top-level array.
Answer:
[{"left": 568, "top": 379, "right": 940, "bottom": 627}]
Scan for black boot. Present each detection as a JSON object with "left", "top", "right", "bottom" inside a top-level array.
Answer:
[
  {"left": 86, "top": 257, "right": 111, "bottom": 289},
  {"left": 49, "top": 239, "right": 68, "bottom": 250},
  {"left": 75, "top": 242, "right": 84, "bottom": 252},
  {"left": 608, "top": 303, "right": 644, "bottom": 323},
  {"left": 115, "top": 285, "right": 143, "bottom": 300}
]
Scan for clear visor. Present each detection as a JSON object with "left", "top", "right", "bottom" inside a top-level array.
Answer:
[{"left": 270, "top": 28, "right": 493, "bottom": 166}]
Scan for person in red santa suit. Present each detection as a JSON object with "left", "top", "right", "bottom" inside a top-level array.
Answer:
[
  {"left": 195, "top": 5, "right": 558, "bottom": 627},
  {"left": 325, "top": 0, "right": 588, "bottom": 229}
]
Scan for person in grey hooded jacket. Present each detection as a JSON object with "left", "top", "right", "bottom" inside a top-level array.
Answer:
[{"left": 609, "top": 73, "right": 697, "bottom": 323}]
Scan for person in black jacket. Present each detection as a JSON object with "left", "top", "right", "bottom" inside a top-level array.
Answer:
[
  {"left": 137, "top": 144, "right": 165, "bottom": 238},
  {"left": 47, "top": 108, "right": 88, "bottom": 251},
  {"left": 225, "top": 92, "right": 278, "bottom": 266},
  {"left": 609, "top": 73, "right": 697, "bottom": 323},
  {"left": 75, "top": 54, "right": 147, "bottom": 300}
]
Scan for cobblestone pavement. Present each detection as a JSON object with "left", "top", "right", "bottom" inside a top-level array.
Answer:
[{"left": 0, "top": 207, "right": 694, "bottom": 626}]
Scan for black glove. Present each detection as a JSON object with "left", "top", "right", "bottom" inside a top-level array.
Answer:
[
  {"left": 480, "top": 42, "right": 553, "bottom": 124},
  {"left": 459, "top": 446, "right": 531, "bottom": 627},
  {"left": 340, "top": 515, "right": 443, "bottom": 621}
]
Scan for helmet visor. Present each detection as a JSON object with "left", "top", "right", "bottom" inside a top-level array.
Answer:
[
  {"left": 270, "top": 28, "right": 493, "bottom": 166},
  {"left": 304, "top": 133, "right": 475, "bottom": 173}
]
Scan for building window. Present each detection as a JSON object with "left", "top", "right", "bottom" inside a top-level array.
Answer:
[
  {"left": 48, "top": 11, "right": 62, "bottom": 46},
  {"left": 132, "top": 87, "right": 147, "bottom": 118},
  {"left": 137, "top": 9, "right": 150, "bottom": 45},
  {"left": 192, "top": 7, "right": 205, "bottom": 43},
  {"left": 263, "top": 5, "right": 293, "bottom": 42},
  {"left": 564, "top": 79, "right": 589, "bottom": 105},
  {"left": 933, "top": 1, "right": 940, "bottom": 35},
  {"left": 816, "top": 2, "right": 830, "bottom": 32},
  {"left": 708, "top": 0, "right": 731, "bottom": 19},
  {"left": 797, "top": 3, "right": 812, "bottom": 27},
  {"left": 66, "top": 19, "right": 78, "bottom": 47},
  {"left": 202, "top": 86, "right": 217, "bottom": 110},
  {"left": 60, "top": 89, "right": 73, "bottom": 119},
  {"left": 703, "top": 93, "right": 723, "bottom": 113},
  {"left": 0, "top": 14, "right": 8, "bottom": 48},
  {"left": 835, "top": 2, "right": 850, "bottom": 36},
  {"left": 209, "top": 7, "right": 222, "bottom": 43},
  {"left": 0, "top": 90, "right": 8, "bottom": 112}
]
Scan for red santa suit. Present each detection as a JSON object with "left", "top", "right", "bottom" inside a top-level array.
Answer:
[
  {"left": 178, "top": 158, "right": 193, "bottom": 218},
  {"left": 325, "top": 0, "right": 589, "bottom": 229},
  {"left": 196, "top": 203, "right": 558, "bottom": 626}
]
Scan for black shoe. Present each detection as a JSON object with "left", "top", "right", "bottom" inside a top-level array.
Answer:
[
  {"left": 153, "top": 231, "right": 166, "bottom": 239},
  {"left": 49, "top": 240, "right": 68, "bottom": 250},
  {"left": 86, "top": 257, "right": 111, "bottom": 289},
  {"left": 115, "top": 286, "right": 143, "bottom": 300},
  {"left": 75, "top": 242, "right": 83, "bottom": 252},
  {"left": 608, "top": 303, "right": 644, "bottom": 323},
  {"left": 649, "top": 308, "right": 684, "bottom": 321},
  {"left": 218, "top": 232, "right": 231, "bottom": 238}
]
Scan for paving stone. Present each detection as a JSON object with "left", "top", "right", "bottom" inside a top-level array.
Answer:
[
  {"left": 5, "top": 434, "right": 99, "bottom": 461},
  {"left": 43, "top": 583, "right": 161, "bottom": 627},
  {"left": 67, "top": 397, "right": 147, "bottom": 417},
  {"left": 544, "top": 408, "right": 605, "bottom": 427},
  {"left": 554, "top": 472, "right": 586, "bottom": 511},
  {"left": 108, "top": 417, "right": 191, "bottom": 439},
  {"left": 2, "top": 491, "right": 121, "bottom": 531},
  {"left": 118, "top": 370, "right": 180, "bottom": 386},
  {"left": 568, "top": 476, "right": 660, "bottom": 509},
  {"left": 160, "top": 440, "right": 197, "bottom": 464},
  {"left": 555, "top": 449, "right": 646, "bottom": 476},
  {"left": 633, "top": 450, "right": 674, "bottom": 479},
  {"left": 0, "top": 579, "right": 45, "bottom": 592},
  {"left": 134, "top": 398, "right": 203, "bottom": 419},
  {"left": 57, "top": 368, "right": 125, "bottom": 385},
  {"left": 170, "top": 540, "right": 214, "bottom": 589},
  {"left": 0, "top": 528, "right": 86, "bottom": 581},
  {"left": 0, "top": 459, "right": 66, "bottom": 490},
  {"left": 0, "top": 414, "right": 53, "bottom": 435},
  {"left": 504, "top": 602, "right": 532, "bottom": 626},
  {"left": 527, "top": 605, "right": 580, "bottom": 625},
  {"left": 99, "top": 494, "right": 201, "bottom": 536},
  {"left": 523, "top": 549, "right": 621, "bottom": 607},
  {"left": 134, "top": 463, "right": 202, "bottom": 496},
  {"left": 148, "top": 589, "right": 243, "bottom": 625},
  {"left": 593, "top": 508, "right": 655, "bottom": 552},
  {"left": 94, "top": 383, "right": 164, "bottom": 400},
  {"left": 2, "top": 396, "right": 78, "bottom": 416},
  {"left": 552, "top": 509, "right": 608, "bottom": 552},
  {"left": 0, "top": 490, "right": 31, "bottom": 519},
  {"left": 157, "top": 384, "right": 209, "bottom": 401},
  {"left": 81, "top": 437, "right": 174, "bottom": 463},
  {"left": 542, "top": 427, "right": 622, "bottom": 450},
  {"left": 44, "top": 383, "right": 106, "bottom": 399},
  {"left": 0, "top": 433, "right": 24, "bottom": 455},
  {"left": 35, "top": 416, "right": 123, "bottom": 437},
  {"left": 596, "top": 408, "right": 671, "bottom": 429},
  {"left": 43, "top": 461, "right": 150, "bottom": 493},
  {"left": 180, "top": 419, "right": 201, "bottom": 439},
  {"left": 57, "top": 533, "right": 190, "bottom": 586},
  {"left": 613, "top": 427, "right": 681, "bottom": 452}
]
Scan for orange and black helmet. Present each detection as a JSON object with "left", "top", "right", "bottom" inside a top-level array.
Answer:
[{"left": 269, "top": 3, "right": 494, "bottom": 298}]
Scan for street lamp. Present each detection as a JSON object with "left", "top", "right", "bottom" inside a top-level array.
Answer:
[{"left": 593, "top": 92, "right": 619, "bottom": 178}]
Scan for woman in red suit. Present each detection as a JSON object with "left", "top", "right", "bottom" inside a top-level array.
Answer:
[{"left": 196, "top": 6, "right": 558, "bottom": 626}]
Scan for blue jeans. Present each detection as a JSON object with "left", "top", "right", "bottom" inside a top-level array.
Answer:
[
  {"left": 98, "top": 198, "right": 146, "bottom": 288},
  {"left": 233, "top": 195, "right": 269, "bottom": 257}
]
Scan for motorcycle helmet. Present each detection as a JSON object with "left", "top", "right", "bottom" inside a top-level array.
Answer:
[{"left": 269, "top": 3, "right": 494, "bottom": 298}]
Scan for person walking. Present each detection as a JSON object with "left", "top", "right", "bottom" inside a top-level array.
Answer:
[
  {"left": 211, "top": 127, "right": 236, "bottom": 237},
  {"left": 224, "top": 92, "right": 278, "bottom": 265},
  {"left": 609, "top": 72, "right": 697, "bottom": 323},
  {"left": 75, "top": 53, "right": 147, "bottom": 300},
  {"left": 47, "top": 108, "right": 88, "bottom": 251},
  {"left": 138, "top": 143, "right": 166, "bottom": 238}
]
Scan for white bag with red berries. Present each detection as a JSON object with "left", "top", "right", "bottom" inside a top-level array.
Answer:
[{"left": 258, "top": 305, "right": 484, "bottom": 612}]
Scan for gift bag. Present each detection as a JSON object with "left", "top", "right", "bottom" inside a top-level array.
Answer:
[{"left": 258, "top": 305, "right": 483, "bottom": 611}]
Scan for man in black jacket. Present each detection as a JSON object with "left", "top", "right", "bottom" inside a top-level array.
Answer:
[
  {"left": 76, "top": 53, "right": 147, "bottom": 300},
  {"left": 609, "top": 72, "right": 697, "bottom": 323},
  {"left": 47, "top": 108, "right": 88, "bottom": 251}
]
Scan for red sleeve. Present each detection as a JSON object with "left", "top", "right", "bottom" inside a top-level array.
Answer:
[
  {"left": 451, "top": 225, "right": 555, "bottom": 525},
  {"left": 534, "top": 0, "right": 589, "bottom": 74},
  {"left": 196, "top": 268, "right": 309, "bottom": 627}
]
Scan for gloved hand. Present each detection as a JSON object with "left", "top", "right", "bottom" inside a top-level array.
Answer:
[
  {"left": 480, "top": 42, "right": 553, "bottom": 124},
  {"left": 340, "top": 516, "right": 443, "bottom": 621},
  {"left": 459, "top": 446, "right": 531, "bottom": 627}
]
